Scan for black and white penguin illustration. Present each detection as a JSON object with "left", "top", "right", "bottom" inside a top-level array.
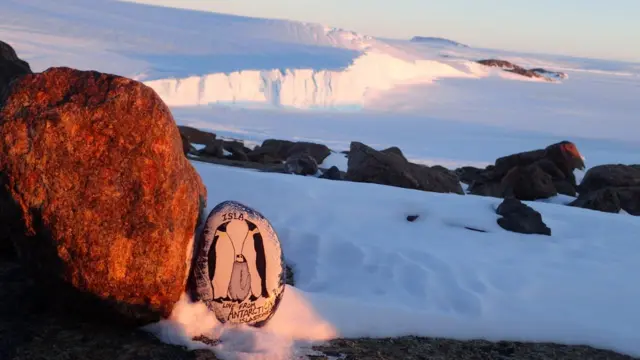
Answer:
[
  {"left": 192, "top": 200, "right": 286, "bottom": 327},
  {"left": 208, "top": 219, "right": 269, "bottom": 303}
]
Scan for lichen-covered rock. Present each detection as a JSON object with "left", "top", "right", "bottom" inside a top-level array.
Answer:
[{"left": 0, "top": 67, "right": 206, "bottom": 325}]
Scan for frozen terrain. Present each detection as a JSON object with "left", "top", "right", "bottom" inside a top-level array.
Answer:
[
  {"left": 145, "top": 163, "right": 640, "bottom": 359},
  {"left": 2, "top": 0, "right": 640, "bottom": 359}
]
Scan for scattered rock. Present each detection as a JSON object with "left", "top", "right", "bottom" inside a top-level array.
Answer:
[
  {"left": 478, "top": 59, "right": 543, "bottom": 79},
  {"left": 501, "top": 164, "right": 557, "bottom": 200},
  {"left": 0, "top": 40, "right": 32, "bottom": 97},
  {"left": 177, "top": 125, "right": 216, "bottom": 146},
  {"left": 198, "top": 139, "right": 225, "bottom": 158},
  {"left": 320, "top": 166, "right": 343, "bottom": 181},
  {"left": 346, "top": 142, "right": 464, "bottom": 195},
  {"left": 570, "top": 187, "right": 640, "bottom": 215},
  {"left": 469, "top": 141, "right": 584, "bottom": 199},
  {"left": 0, "top": 67, "right": 207, "bottom": 326},
  {"left": 248, "top": 139, "right": 330, "bottom": 164},
  {"left": 284, "top": 152, "right": 319, "bottom": 176},
  {"left": 531, "top": 68, "right": 568, "bottom": 80},
  {"left": 455, "top": 166, "right": 485, "bottom": 185},
  {"left": 289, "top": 142, "right": 331, "bottom": 164},
  {"left": 496, "top": 198, "right": 551, "bottom": 236},
  {"left": 578, "top": 164, "right": 640, "bottom": 194},
  {"left": 222, "top": 140, "right": 250, "bottom": 161},
  {"left": 179, "top": 133, "right": 196, "bottom": 156},
  {"left": 406, "top": 215, "right": 419, "bottom": 222}
]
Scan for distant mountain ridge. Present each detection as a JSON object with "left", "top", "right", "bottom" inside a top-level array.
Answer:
[{"left": 410, "top": 36, "right": 469, "bottom": 48}]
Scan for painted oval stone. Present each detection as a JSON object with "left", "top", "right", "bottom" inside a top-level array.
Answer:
[{"left": 192, "top": 200, "right": 286, "bottom": 327}]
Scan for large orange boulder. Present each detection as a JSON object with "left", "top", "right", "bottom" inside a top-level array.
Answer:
[{"left": 0, "top": 67, "right": 206, "bottom": 325}]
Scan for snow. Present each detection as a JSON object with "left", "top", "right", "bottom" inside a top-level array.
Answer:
[
  {"left": 144, "top": 162, "right": 640, "bottom": 359},
  {"left": 3, "top": 0, "right": 640, "bottom": 358}
]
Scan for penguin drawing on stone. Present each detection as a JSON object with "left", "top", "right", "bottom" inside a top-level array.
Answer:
[{"left": 208, "top": 219, "right": 270, "bottom": 303}]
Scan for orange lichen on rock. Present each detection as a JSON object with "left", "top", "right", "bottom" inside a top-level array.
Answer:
[{"left": 0, "top": 67, "right": 207, "bottom": 325}]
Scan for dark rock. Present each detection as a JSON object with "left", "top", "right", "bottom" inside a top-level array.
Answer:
[
  {"left": 531, "top": 68, "right": 568, "bottom": 80},
  {"left": 494, "top": 149, "right": 547, "bottom": 176},
  {"left": 179, "top": 133, "right": 196, "bottom": 156},
  {"left": 455, "top": 166, "right": 485, "bottom": 185},
  {"left": 0, "top": 67, "right": 207, "bottom": 326},
  {"left": 320, "top": 166, "right": 343, "bottom": 181},
  {"left": 248, "top": 139, "right": 331, "bottom": 164},
  {"left": 406, "top": 215, "right": 419, "bottom": 222},
  {"left": 198, "top": 139, "right": 224, "bottom": 158},
  {"left": 346, "top": 142, "right": 464, "bottom": 195},
  {"left": 578, "top": 165, "right": 640, "bottom": 194},
  {"left": 0, "top": 40, "right": 32, "bottom": 98},
  {"left": 284, "top": 153, "right": 319, "bottom": 176},
  {"left": 468, "top": 179, "right": 505, "bottom": 198},
  {"left": 570, "top": 187, "right": 640, "bottom": 215},
  {"left": 381, "top": 146, "right": 406, "bottom": 160},
  {"left": 222, "top": 140, "right": 249, "bottom": 161},
  {"left": 477, "top": 59, "right": 543, "bottom": 79},
  {"left": 288, "top": 142, "right": 331, "bottom": 164},
  {"left": 501, "top": 164, "right": 557, "bottom": 200},
  {"left": 471, "top": 141, "right": 584, "bottom": 199},
  {"left": 496, "top": 198, "right": 551, "bottom": 236},
  {"left": 187, "top": 155, "right": 286, "bottom": 173},
  {"left": 177, "top": 125, "right": 216, "bottom": 146},
  {"left": 570, "top": 188, "right": 622, "bottom": 214}
]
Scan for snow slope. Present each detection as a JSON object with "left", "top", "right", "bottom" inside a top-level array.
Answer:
[{"left": 145, "top": 162, "right": 640, "bottom": 359}]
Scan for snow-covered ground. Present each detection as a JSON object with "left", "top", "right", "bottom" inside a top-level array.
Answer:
[
  {"left": 3, "top": 0, "right": 640, "bottom": 359},
  {"left": 145, "top": 163, "right": 640, "bottom": 359}
]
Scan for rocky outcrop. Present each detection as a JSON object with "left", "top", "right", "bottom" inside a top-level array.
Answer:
[
  {"left": 248, "top": 139, "right": 331, "bottom": 164},
  {"left": 569, "top": 165, "right": 640, "bottom": 215},
  {"left": 284, "top": 153, "right": 318, "bottom": 176},
  {"left": 346, "top": 142, "right": 464, "bottom": 195},
  {"left": 0, "top": 40, "right": 32, "bottom": 98},
  {"left": 496, "top": 198, "right": 551, "bottom": 236},
  {"left": 570, "top": 187, "right": 640, "bottom": 215},
  {"left": 477, "top": 59, "right": 566, "bottom": 81},
  {"left": 577, "top": 165, "right": 640, "bottom": 194},
  {"left": 466, "top": 141, "right": 585, "bottom": 200},
  {"left": 0, "top": 67, "right": 206, "bottom": 326},
  {"left": 178, "top": 125, "right": 217, "bottom": 147},
  {"left": 320, "top": 166, "right": 344, "bottom": 181}
]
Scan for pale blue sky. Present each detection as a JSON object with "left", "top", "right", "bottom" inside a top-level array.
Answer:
[{"left": 130, "top": 0, "right": 640, "bottom": 62}]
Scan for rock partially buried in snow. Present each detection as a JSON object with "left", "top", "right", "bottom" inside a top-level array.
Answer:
[
  {"left": 191, "top": 201, "right": 286, "bottom": 327},
  {"left": 284, "top": 152, "right": 318, "bottom": 176},
  {"left": 496, "top": 198, "right": 551, "bottom": 236},
  {"left": 577, "top": 164, "right": 640, "bottom": 194},
  {"left": 468, "top": 141, "right": 584, "bottom": 199},
  {"left": 346, "top": 142, "right": 464, "bottom": 195},
  {"left": 0, "top": 67, "right": 207, "bottom": 325}
]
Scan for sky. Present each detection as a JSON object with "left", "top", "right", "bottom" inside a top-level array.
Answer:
[{"left": 125, "top": 0, "right": 640, "bottom": 62}]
